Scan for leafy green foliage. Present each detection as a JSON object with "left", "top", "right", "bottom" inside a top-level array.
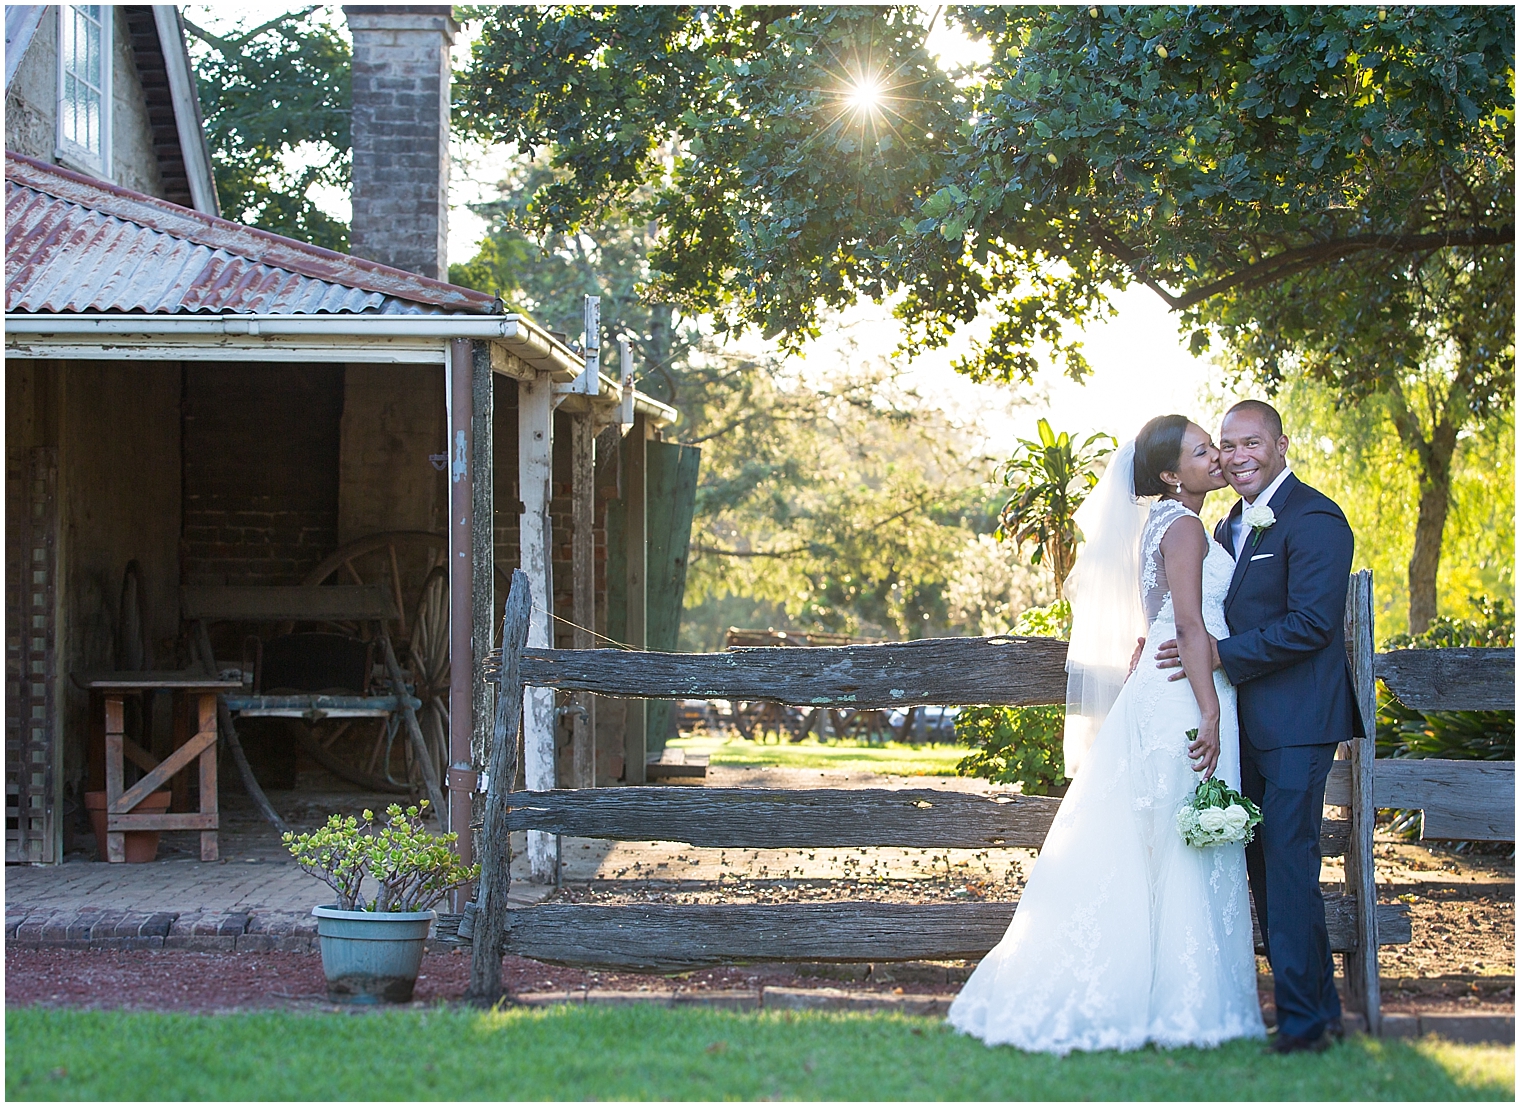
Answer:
[
  {"left": 283, "top": 802, "right": 478, "bottom": 912},
  {"left": 1384, "top": 595, "right": 1515, "bottom": 651},
  {"left": 996, "top": 420, "right": 1115, "bottom": 599},
  {"left": 456, "top": 6, "right": 966, "bottom": 348},
  {"left": 457, "top": 7, "right": 1512, "bottom": 636},
  {"left": 448, "top": 159, "right": 1012, "bottom": 642},
  {"left": 956, "top": 600, "right": 1071, "bottom": 794},
  {"left": 183, "top": 8, "right": 352, "bottom": 250}
]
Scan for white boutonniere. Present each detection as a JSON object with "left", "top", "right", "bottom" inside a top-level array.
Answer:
[{"left": 1241, "top": 504, "right": 1275, "bottom": 549}]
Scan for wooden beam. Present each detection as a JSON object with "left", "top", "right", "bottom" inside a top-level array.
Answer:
[
  {"left": 108, "top": 812, "right": 219, "bottom": 831},
  {"left": 1325, "top": 758, "right": 1515, "bottom": 841},
  {"left": 518, "top": 373, "right": 558, "bottom": 879},
  {"left": 496, "top": 635, "right": 1071, "bottom": 710},
  {"left": 1342, "top": 570, "right": 1381, "bottom": 1034},
  {"left": 570, "top": 412, "right": 596, "bottom": 788},
  {"left": 196, "top": 691, "right": 219, "bottom": 861},
  {"left": 463, "top": 341, "right": 495, "bottom": 898},
  {"left": 1375, "top": 648, "right": 1515, "bottom": 711},
  {"left": 448, "top": 339, "right": 475, "bottom": 835},
  {"left": 104, "top": 694, "right": 126, "bottom": 862},
  {"left": 502, "top": 786, "right": 1351, "bottom": 856},
  {"left": 110, "top": 726, "right": 215, "bottom": 815},
  {"left": 494, "top": 896, "right": 1411, "bottom": 973},
  {"left": 468, "top": 570, "right": 532, "bottom": 1003},
  {"left": 624, "top": 414, "right": 648, "bottom": 784}
]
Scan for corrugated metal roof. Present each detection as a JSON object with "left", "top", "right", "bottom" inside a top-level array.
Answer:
[{"left": 5, "top": 152, "right": 502, "bottom": 315}]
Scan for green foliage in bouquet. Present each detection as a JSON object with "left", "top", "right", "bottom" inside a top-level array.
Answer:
[
  {"left": 956, "top": 600, "right": 1071, "bottom": 795},
  {"left": 1176, "top": 737, "right": 1264, "bottom": 848},
  {"left": 283, "top": 802, "right": 479, "bottom": 913},
  {"left": 1377, "top": 595, "right": 1514, "bottom": 763}
]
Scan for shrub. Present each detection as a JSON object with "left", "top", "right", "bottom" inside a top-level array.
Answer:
[
  {"left": 283, "top": 802, "right": 479, "bottom": 912},
  {"left": 955, "top": 600, "right": 1070, "bottom": 795}
]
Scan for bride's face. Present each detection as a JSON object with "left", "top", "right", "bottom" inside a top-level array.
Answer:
[{"left": 1162, "top": 423, "right": 1227, "bottom": 495}]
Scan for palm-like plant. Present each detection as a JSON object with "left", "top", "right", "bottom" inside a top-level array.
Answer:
[{"left": 996, "top": 420, "right": 1116, "bottom": 600}]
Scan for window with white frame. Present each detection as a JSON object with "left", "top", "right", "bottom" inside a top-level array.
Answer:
[{"left": 56, "top": 4, "right": 112, "bottom": 176}]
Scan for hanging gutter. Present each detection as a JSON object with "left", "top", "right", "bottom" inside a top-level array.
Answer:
[{"left": 4, "top": 311, "right": 677, "bottom": 425}]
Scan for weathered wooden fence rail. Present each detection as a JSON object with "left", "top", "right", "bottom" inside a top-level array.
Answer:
[
  {"left": 467, "top": 568, "right": 1514, "bottom": 1038},
  {"left": 501, "top": 785, "right": 1352, "bottom": 855}
]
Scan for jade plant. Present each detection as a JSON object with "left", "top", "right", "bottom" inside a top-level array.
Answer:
[{"left": 284, "top": 801, "right": 479, "bottom": 912}]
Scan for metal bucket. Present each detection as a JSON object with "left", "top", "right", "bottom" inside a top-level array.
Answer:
[{"left": 312, "top": 905, "right": 436, "bottom": 1003}]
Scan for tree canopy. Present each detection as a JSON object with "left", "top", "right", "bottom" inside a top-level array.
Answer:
[
  {"left": 184, "top": 6, "right": 352, "bottom": 250},
  {"left": 456, "top": 4, "right": 1514, "bottom": 629}
]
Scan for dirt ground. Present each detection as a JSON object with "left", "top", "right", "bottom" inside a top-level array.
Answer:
[{"left": 7, "top": 833, "right": 1510, "bottom": 1018}]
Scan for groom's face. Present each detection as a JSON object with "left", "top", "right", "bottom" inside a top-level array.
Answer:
[{"left": 1219, "top": 410, "right": 1289, "bottom": 500}]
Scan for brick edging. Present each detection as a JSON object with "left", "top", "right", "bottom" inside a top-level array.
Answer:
[{"left": 6, "top": 907, "right": 319, "bottom": 953}]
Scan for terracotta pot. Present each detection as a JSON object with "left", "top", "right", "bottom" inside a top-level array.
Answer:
[{"left": 84, "top": 789, "right": 172, "bottom": 862}]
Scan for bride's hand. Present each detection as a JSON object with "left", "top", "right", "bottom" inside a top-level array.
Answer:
[{"left": 1188, "top": 720, "right": 1221, "bottom": 779}]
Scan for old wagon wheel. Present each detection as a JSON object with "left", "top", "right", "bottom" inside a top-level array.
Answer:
[{"left": 297, "top": 531, "right": 509, "bottom": 797}]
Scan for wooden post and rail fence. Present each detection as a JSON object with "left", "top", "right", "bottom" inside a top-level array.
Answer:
[{"left": 463, "top": 569, "right": 1516, "bottom": 1033}]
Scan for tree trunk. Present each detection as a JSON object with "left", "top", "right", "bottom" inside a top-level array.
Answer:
[
  {"left": 1388, "top": 381, "right": 1461, "bottom": 636},
  {"left": 1406, "top": 453, "right": 1454, "bottom": 635}
]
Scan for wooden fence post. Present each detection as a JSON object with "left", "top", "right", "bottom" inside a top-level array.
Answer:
[
  {"left": 1342, "top": 569, "right": 1381, "bottom": 1034},
  {"left": 467, "top": 569, "right": 532, "bottom": 1004},
  {"left": 570, "top": 413, "right": 596, "bottom": 788}
]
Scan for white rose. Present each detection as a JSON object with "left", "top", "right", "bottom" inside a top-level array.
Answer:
[
  {"left": 1222, "top": 804, "right": 1250, "bottom": 834},
  {"left": 1241, "top": 504, "right": 1276, "bottom": 531},
  {"left": 1197, "top": 806, "right": 1228, "bottom": 832}
]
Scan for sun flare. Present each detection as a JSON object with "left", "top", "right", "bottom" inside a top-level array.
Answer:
[{"left": 847, "top": 78, "right": 882, "bottom": 111}]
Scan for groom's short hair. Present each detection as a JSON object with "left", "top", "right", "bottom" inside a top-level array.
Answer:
[{"left": 1225, "top": 399, "right": 1284, "bottom": 440}]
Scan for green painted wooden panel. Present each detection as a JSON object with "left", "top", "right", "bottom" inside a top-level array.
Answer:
[{"left": 645, "top": 441, "right": 701, "bottom": 751}]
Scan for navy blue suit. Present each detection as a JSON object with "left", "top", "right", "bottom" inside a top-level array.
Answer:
[{"left": 1213, "top": 472, "right": 1362, "bottom": 1041}]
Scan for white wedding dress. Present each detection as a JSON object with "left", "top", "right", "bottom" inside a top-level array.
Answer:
[{"left": 948, "top": 499, "right": 1266, "bottom": 1053}]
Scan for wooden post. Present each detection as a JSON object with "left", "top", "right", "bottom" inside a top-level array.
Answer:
[
  {"left": 196, "top": 693, "right": 218, "bottom": 861},
  {"left": 623, "top": 414, "right": 648, "bottom": 784},
  {"left": 468, "top": 570, "right": 531, "bottom": 1004},
  {"left": 104, "top": 694, "right": 126, "bottom": 863},
  {"left": 463, "top": 341, "right": 495, "bottom": 905},
  {"left": 447, "top": 338, "right": 474, "bottom": 834},
  {"left": 571, "top": 412, "right": 597, "bottom": 787},
  {"left": 518, "top": 373, "right": 557, "bottom": 878},
  {"left": 1342, "top": 569, "right": 1381, "bottom": 1034}
]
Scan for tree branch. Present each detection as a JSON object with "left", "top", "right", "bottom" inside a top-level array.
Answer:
[{"left": 1096, "top": 225, "right": 1516, "bottom": 312}]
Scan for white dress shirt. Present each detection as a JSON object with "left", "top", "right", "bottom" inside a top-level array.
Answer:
[{"left": 1230, "top": 465, "right": 1293, "bottom": 559}]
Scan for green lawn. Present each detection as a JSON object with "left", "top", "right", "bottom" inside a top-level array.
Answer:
[
  {"left": 668, "top": 733, "right": 972, "bottom": 776},
  {"left": 7, "top": 1006, "right": 1512, "bottom": 1101}
]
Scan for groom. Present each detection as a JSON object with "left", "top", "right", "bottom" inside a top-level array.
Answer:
[{"left": 1156, "top": 399, "right": 1362, "bottom": 1054}]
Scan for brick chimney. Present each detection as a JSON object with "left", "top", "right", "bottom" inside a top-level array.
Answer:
[{"left": 343, "top": 6, "right": 457, "bottom": 279}]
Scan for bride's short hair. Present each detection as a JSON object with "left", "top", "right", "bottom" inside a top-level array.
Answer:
[{"left": 1133, "top": 415, "right": 1189, "bottom": 496}]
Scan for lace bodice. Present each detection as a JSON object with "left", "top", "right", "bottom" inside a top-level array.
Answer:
[{"left": 1139, "top": 499, "right": 1234, "bottom": 638}]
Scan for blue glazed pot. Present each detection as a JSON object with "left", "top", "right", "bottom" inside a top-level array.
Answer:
[{"left": 312, "top": 905, "right": 435, "bottom": 1004}]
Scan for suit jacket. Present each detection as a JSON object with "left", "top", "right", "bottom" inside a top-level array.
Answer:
[{"left": 1213, "top": 473, "right": 1365, "bottom": 749}]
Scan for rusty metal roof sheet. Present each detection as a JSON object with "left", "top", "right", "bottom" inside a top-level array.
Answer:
[{"left": 5, "top": 152, "right": 502, "bottom": 315}]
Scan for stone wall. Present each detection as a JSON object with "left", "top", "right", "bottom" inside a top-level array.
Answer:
[{"left": 4, "top": 8, "right": 165, "bottom": 197}]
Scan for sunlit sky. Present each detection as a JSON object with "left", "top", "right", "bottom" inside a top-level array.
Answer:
[{"left": 194, "top": 5, "right": 1227, "bottom": 452}]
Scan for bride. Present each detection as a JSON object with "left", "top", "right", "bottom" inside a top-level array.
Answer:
[{"left": 948, "top": 415, "right": 1266, "bottom": 1054}]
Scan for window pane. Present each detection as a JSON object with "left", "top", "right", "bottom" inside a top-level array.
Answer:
[{"left": 59, "top": 5, "right": 106, "bottom": 158}]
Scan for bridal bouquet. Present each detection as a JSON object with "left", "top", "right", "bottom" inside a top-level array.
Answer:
[{"left": 1175, "top": 731, "right": 1263, "bottom": 847}]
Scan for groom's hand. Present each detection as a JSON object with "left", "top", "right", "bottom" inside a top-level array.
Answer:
[{"left": 1154, "top": 634, "right": 1223, "bottom": 682}]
